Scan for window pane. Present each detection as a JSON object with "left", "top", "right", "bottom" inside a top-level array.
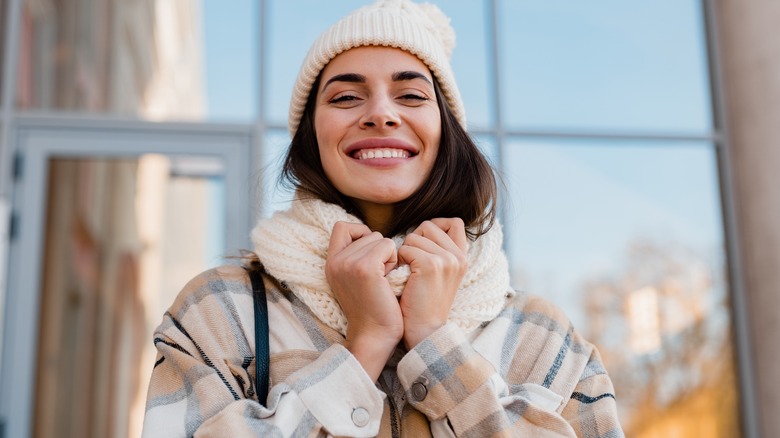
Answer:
[
  {"left": 203, "top": 0, "right": 257, "bottom": 121},
  {"left": 265, "top": 0, "right": 372, "bottom": 127},
  {"left": 33, "top": 155, "right": 226, "bottom": 438},
  {"left": 503, "top": 139, "right": 739, "bottom": 436},
  {"left": 472, "top": 133, "right": 499, "bottom": 168},
  {"left": 498, "top": 0, "right": 712, "bottom": 133},
  {"left": 442, "top": 0, "right": 492, "bottom": 130},
  {"left": 265, "top": 1, "right": 492, "bottom": 130},
  {"left": 15, "top": 0, "right": 257, "bottom": 122},
  {"left": 260, "top": 128, "right": 294, "bottom": 216}
]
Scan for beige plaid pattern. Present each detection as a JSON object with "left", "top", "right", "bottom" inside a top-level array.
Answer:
[{"left": 143, "top": 265, "right": 623, "bottom": 437}]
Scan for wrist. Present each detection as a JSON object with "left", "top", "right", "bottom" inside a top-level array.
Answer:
[
  {"left": 345, "top": 333, "right": 399, "bottom": 381},
  {"left": 402, "top": 321, "right": 443, "bottom": 350}
]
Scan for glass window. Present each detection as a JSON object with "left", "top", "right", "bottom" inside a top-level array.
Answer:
[
  {"left": 440, "top": 0, "right": 492, "bottom": 130},
  {"left": 498, "top": 0, "right": 712, "bottom": 133},
  {"left": 503, "top": 139, "right": 739, "bottom": 436},
  {"left": 472, "top": 133, "right": 499, "bottom": 168},
  {"left": 203, "top": 0, "right": 258, "bottom": 121},
  {"left": 265, "top": 0, "right": 491, "bottom": 130},
  {"left": 33, "top": 155, "right": 226, "bottom": 438},
  {"left": 15, "top": 0, "right": 258, "bottom": 122},
  {"left": 265, "top": 0, "right": 369, "bottom": 127},
  {"left": 260, "top": 129, "right": 294, "bottom": 216}
]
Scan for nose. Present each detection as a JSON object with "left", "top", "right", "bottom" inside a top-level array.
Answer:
[{"left": 359, "top": 96, "right": 401, "bottom": 129}]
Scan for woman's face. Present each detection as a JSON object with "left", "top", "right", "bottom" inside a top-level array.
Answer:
[{"left": 314, "top": 46, "right": 442, "bottom": 219}]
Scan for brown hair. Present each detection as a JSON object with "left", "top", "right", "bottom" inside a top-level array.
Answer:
[{"left": 280, "top": 74, "right": 497, "bottom": 239}]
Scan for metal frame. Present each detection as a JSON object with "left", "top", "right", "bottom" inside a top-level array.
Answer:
[
  {"left": 0, "top": 0, "right": 22, "bottom": 396},
  {"left": 0, "top": 114, "right": 252, "bottom": 438},
  {"left": 1, "top": 0, "right": 22, "bottom": 194},
  {"left": 701, "top": 0, "right": 760, "bottom": 436},
  {"left": 252, "top": 0, "right": 268, "bottom": 224}
]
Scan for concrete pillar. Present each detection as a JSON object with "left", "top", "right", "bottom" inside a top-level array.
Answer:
[{"left": 714, "top": 1, "right": 780, "bottom": 436}]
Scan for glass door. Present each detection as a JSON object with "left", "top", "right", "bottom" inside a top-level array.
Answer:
[{"left": 0, "top": 117, "right": 254, "bottom": 438}]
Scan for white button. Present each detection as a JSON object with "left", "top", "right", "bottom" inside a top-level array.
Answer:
[{"left": 352, "top": 407, "right": 370, "bottom": 427}]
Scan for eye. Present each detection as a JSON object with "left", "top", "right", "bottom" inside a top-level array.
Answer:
[
  {"left": 398, "top": 93, "right": 430, "bottom": 105},
  {"left": 328, "top": 94, "right": 361, "bottom": 105}
]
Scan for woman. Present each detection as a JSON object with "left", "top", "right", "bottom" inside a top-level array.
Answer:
[{"left": 143, "top": 1, "right": 624, "bottom": 436}]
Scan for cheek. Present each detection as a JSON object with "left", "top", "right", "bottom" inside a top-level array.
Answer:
[
  {"left": 419, "top": 114, "right": 442, "bottom": 162},
  {"left": 314, "top": 118, "right": 336, "bottom": 163},
  {"left": 316, "top": 141, "right": 338, "bottom": 181},
  {"left": 420, "top": 108, "right": 442, "bottom": 142},
  {"left": 314, "top": 109, "right": 346, "bottom": 149}
]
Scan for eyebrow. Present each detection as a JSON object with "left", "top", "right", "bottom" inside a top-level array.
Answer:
[
  {"left": 321, "top": 70, "right": 433, "bottom": 92},
  {"left": 392, "top": 71, "right": 433, "bottom": 85}
]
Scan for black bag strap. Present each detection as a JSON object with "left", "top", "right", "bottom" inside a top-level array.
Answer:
[{"left": 248, "top": 265, "right": 270, "bottom": 406}]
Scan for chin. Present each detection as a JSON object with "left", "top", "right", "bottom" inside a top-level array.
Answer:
[
  {"left": 354, "top": 190, "right": 415, "bottom": 205},
  {"left": 372, "top": 190, "right": 417, "bottom": 203}
]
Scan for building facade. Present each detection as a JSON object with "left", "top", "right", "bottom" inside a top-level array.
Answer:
[{"left": 1, "top": 0, "right": 777, "bottom": 437}]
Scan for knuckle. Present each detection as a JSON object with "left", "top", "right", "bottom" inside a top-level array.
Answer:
[
  {"left": 429, "top": 256, "right": 446, "bottom": 271},
  {"left": 404, "top": 233, "right": 420, "bottom": 244},
  {"left": 353, "top": 261, "right": 378, "bottom": 279},
  {"left": 444, "top": 252, "right": 459, "bottom": 267},
  {"left": 418, "top": 220, "right": 434, "bottom": 232}
]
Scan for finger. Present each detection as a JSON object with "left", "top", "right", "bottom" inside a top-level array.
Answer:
[
  {"left": 383, "top": 241, "right": 398, "bottom": 275},
  {"left": 398, "top": 237, "right": 463, "bottom": 269},
  {"left": 332, "top": 232, "right": 397, "bottom": 275},
  {"left": 409, "top": 220, "right": 464, "bottom": 256},
  {"left": 397, "top": 243, "right": 427, "bottom": 268},
  {"left": 402, "top": 232, "right": 449, "bottom": 257},
  {"left": 328, "top": 221, "right": 375, "bottom": 256},
  {"left": 429, "top": 217, "right": 468, "bottom": 253},
  {"left": 342, "top": 237, "right": 398, "bottom": 277}
]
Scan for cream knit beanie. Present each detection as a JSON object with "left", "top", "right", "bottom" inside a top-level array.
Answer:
[{"left": 288, "top": 0, "right": 465, "bottom": 137}]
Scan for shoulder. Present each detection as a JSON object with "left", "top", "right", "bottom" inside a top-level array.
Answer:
[
  {"left": 504, "top": 292, "right": 575, "bottom": 336},
  {"left": 508, "top": 292, "right": 595, "bottom": 356},
  {"left": 181, "top": 264, "right": 251, "bottom": 291},
  {"left": 165, "top": 264, "right": 253, "bottom": 322}
]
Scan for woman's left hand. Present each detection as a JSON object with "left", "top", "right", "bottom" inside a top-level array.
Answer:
[{"left": 398, "top": 218, "right": 469, "bottom": 349}]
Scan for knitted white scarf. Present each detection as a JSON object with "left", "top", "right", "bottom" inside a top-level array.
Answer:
[{"left": 251, "top": 197, "right": 513, "bottom": 336}]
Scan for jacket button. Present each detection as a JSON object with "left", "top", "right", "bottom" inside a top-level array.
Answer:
[
  {"left": 352, "top": 407, "right": 370, "bottom": 427},
  {"left": 411, "top": 381, "right": 428, "bottom": 401}
]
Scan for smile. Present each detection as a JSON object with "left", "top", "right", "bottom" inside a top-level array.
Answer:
[{"left": 354, "top": 148, "right": 411, "bottom": 160}]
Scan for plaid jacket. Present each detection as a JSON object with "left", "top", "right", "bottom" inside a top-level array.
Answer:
[{"left": 143, "top": 265, "right": 623, "bottom": 437}]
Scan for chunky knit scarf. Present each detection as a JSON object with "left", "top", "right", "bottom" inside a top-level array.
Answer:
[{"left": 251, "top": 197, "right": 513, "bottom": 336}]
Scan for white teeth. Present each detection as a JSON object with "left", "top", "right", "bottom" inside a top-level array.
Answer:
[{"left": 356, "top": 148, "right": 410, "bottom": 160}]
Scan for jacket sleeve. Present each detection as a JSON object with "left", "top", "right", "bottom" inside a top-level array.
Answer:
[
  {"left": 141, "top": 268, "right": 385, "bottom": 438},
  {"left": 396, "top": 322, "right": 624, "bottom": 437}
]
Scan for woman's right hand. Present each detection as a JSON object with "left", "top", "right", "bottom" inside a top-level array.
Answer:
[{"left": 326, "top": 221, "right": 403, "bottom": 381}]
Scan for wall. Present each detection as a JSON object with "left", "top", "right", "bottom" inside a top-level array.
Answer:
[{"left": 715, "top": 1, "right": 780, "bottom": 436}]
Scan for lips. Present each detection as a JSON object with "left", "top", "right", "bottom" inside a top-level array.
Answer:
[{"left": 345, "top": 138, "right": 418, "bottom": 160}]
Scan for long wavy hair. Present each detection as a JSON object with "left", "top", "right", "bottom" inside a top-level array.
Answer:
[{"left": 280, "top": 73, "right": 498, "bottom": 239}]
